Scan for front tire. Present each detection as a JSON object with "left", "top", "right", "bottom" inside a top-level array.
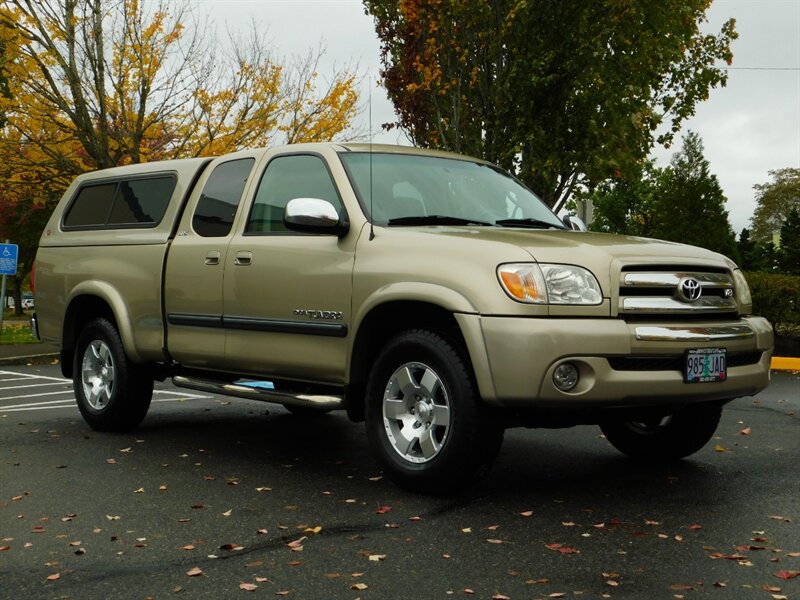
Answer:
[
  {"left": 73, "top": 318, "right": 153, "bottom": 432},
  {"left": 365, "top": 329, "right": 503, "bottom": 494},
  {"left": 600, "top": 403, "right": 722, "bottom": 460}
]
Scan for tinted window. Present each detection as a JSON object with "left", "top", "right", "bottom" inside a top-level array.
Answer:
[
  {"left": 63, "top": 175, "right": 176, "bottom": 229},
  {"left": 247, "top": 155, "right": 342, "bottom": 234},
  {"left": 108, "top": 177, "right": 174, "bottom": 225},
  {"left": 193, "top": 158, "right": 255, "bottom": 237},
  {"left": 63, "top": 183, "right": 117, "bottom": 228}
]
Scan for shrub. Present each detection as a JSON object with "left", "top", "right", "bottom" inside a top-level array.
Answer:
[{"left": 745, "top": 271, "right": 800, "bottom": 334}]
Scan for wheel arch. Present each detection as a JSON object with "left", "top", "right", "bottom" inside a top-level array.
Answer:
[
  {"left": 61, "top": 282, "right": 140, "bottom": 378},
  {"left": 347, "top": 299, "right": 474, "bottom": 423}
]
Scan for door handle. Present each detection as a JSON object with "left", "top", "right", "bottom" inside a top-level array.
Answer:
[
  {"left": 234, "top": 251, "right": 253, "bottom": 266},
  {"left": 204, "top": 251, "right": 221, "bottom": 265}
]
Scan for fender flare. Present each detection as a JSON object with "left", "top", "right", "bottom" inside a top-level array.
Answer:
[{"left": 65, "top": 280, "right": 143, "bottom": 363}]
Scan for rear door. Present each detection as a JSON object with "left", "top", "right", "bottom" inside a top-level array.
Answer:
[
  {"left": 221, "top": 149, "right": 356, "bottom": 383},
  {"left": 164, "top": 154, "right": 258, "bottom": 368}
]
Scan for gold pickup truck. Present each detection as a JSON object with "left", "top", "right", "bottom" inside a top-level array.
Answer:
[{"left": 32, "top": 143, "right": 773, "bottom": 493}]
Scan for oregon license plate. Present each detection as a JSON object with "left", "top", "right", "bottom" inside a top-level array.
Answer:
[{"left": 685, "top": 348, "right": 727, "bottom": 383}]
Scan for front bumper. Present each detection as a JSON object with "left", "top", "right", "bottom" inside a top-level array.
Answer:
[{"left": 458, "top": 314, "right": 773, "bottom": 409}]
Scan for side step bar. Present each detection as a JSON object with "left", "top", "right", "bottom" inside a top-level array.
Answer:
[{"left": 172, "top": 375, "right": 344, "bottom": 410}]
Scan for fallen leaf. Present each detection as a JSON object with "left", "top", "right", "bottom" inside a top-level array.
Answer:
[
  {"left": 645, "top": 519, "right": 660, "bottom": 526},
  {"left": 287, "top": 536, "right": 306, "bottom": 552},
  {"left": 375, "top": 506, "right": 392, "bottom": 515},
  {"left": 713, "top": 582, "right": 727, "bottom": 587},
  {"left": 186, "top": 567, "right": 203, "bottom": 577},
  {"left": 255, "top": 577, "right": 270, "bottom": 583},
  {"left": 773, "top": 570, "right": 800, "bottom": 580},
  {"left": 222, "top": 509, "right": 233, "bottom": 517},
  {"left": 105, "top": 515, "right": 120, "bottom": 521},
  {"left": 606, "top": 580, "right": 619, "bottom": 587},
  {"left": 256, "top": 487, "right": 272, "bottom": 492},
  {"left": 688, "top": 523, "right": 702, "bottom": 530},
  {"left": 463, "top": 590, "right": 475, "bottom": 595},
  {"left": 304, "top": 526, "right": 322, "bottom": 534},
  {"left": 120, "top": 447, "right": 132, "bottom": 453},
  {"left": 762, "top": 585, "right": 782, "bottom": 593},
  {"left": 461, "top": 528, "right": 472, "bottom": 534},
  {"left": 257, "top": 529, "right": 269, "bottom": 535},
  {"left": 768, "top": 516, "right": 792, "bottom": 522},
  {"left": 519, "top": 511, "right": 534, "bottom": 517},
  {"left": 0, "top": 546, "right": 9, "bottom": 551},
  {"left": 669, "top": 583, "right": 694, "bottom": 591},
  {"left": 368, "top": 554, "right": 386, "bottom": 562},
  {"left": 487, "top": 539, "right": 505, "bottom": 545},
  {"left": 159, "top": 485, "right": 168, "bottom": 492},
  {"left": 739, "top": 427, "right": 751, "bottom": 435},
  {"left": 182, "top": 544, "right": 195, "bottom": 551},
  {"left": 46, "top": 573, "right": 60, "bottom": 581},
  {"left": 714, "top": 444, "right": 729, "bottom": 452},
  {"left": 134, "top": 488, "right": 144, "bottom": 494},
  {"left": 239, "top": 583, "right": 258, "bottom": 591},
  {"left": 493, "top": 594, "right": 511, "bottom": 599},
  {"left": 220, "top": 543, "right": 244, "bottom": 551},
  {"left": 351, "top": 583, "right": 368, "bottom": 591}
]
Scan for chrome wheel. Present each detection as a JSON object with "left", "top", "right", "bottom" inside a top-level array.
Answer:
[
  {"left": 81, "top": 340, "right": 115, "bottom": 411},
  {"left": 382, "top": 361, "right": 451, "bottom": 464}
]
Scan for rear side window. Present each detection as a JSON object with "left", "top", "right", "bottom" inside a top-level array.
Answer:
[
  {"left": 193, "top": 158, "right": 256, "bottom": 237},
  {"left": 63, "top": 175, "right": 176, "bottom": 229}
]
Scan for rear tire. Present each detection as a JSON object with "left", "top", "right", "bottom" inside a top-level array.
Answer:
[
  {"left": 73, "top": 318, "right": 153, "bottom": 432},
  {"left": 365, "top": 329, "right": 503, "bottom": 494},
  {"left": 600, "top": 403, "right": 722, "bottom": 460}
]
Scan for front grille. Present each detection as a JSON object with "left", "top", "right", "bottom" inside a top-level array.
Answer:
[
  {"left": 619, "top": 267, "right": 737, "bottom": 318},
  {"left": 608, "top": 352, "right": 763, "bottom": 372}
]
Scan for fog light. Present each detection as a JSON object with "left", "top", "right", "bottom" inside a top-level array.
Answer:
[{"left": 553, "top": 362, "right": 579, "bottom": 391}]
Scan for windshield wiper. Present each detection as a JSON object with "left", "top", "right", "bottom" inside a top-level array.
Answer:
[
  {"left": 386, "top": 215, "right": 493, "bottom": 226},
  {"left": 495, "top": 218, "right": 565, "bottom": 230}
]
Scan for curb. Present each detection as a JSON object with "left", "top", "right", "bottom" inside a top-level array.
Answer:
[
  {"left": 0, "top": 352, "right": 60, "bottom": 367},
  {"left": 771, "top": 356, "right": 800, "bottom": 372}
]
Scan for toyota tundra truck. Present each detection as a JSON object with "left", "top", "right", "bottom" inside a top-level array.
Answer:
[{"left": 32, "top": 143, "right": 774, "bottom": 492}]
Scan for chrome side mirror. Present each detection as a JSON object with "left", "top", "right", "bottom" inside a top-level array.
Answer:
[
  {"left": 285, "top": 198, "right": 349, "bottom": 236},
  {"left": 562, "top": 214, "right": 587, "bottom": 231}
]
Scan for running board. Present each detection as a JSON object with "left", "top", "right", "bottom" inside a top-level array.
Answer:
[{"left": 172, "top": 375, "right": 344, "bottom": 410}]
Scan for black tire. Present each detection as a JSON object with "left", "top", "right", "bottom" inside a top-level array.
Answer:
[
  {"left": 73, "top": 317, "right": 153, "bottom": 432},
  {"left": 600, "top": 403, "right": 722, "bottom": 460},
  {"left": 365, "top": 329, "right": 503, "bottom": 494}
]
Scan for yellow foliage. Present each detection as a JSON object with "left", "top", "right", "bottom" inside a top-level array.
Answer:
[{"left": 0, "top": 0, "right": 360, "bottom": 212}]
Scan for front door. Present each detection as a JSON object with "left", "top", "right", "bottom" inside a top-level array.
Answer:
[{"left": 222, "top": 152, "right": 355, "bottom": 383}]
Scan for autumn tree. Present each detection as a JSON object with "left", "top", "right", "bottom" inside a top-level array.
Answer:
[
  {"left": 750, "top": 168, "right": 800, "bottom": 242},
  {"left": 0, "top": 0, "right": 361, "bottom": 298},
  {"left": 364, "top": 0, "right": 736, "bottom": 212}
]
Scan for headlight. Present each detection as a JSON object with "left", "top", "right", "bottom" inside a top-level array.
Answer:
[
  {"left": 731, "top": 268, "right": 752, "bottom": 312},
  {"left": 498, "top": 263, "right": 603, "bottom": 305}
]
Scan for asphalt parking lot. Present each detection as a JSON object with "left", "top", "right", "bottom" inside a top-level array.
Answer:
[{"left": 1, "top": 365, "right": 798, "bottom": 599}]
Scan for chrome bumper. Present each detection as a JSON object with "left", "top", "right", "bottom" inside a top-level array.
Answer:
[{"left": 635, "top": 324, "right": 754, "bottom": 342}]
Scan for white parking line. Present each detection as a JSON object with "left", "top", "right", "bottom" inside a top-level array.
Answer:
[
  {"left": 0, "top": 395, "right": 212, "bottom": 413},
  {"left": 0, "top": 369, "right": 67, "bottom": 382}
]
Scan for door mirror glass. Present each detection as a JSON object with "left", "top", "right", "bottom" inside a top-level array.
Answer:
[{"left": 562, "top": 214, "right": 587, "bottom": 231}]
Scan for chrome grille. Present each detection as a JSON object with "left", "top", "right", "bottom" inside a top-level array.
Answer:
[{"left": 619, "top": 269, "right": 737, "bottom": 316}]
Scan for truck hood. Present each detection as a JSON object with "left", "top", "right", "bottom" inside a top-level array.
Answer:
[{"left": 399, "top": 226, "right": 735, "bottom": 294}]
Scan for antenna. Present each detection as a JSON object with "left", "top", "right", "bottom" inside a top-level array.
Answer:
[{"left": 368, "top": 74, "right": 375, "bottom": 241}]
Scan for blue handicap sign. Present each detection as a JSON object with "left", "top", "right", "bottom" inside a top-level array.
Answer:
[{"left": 0, "top": 243, "right": 19, "bottom": 276}]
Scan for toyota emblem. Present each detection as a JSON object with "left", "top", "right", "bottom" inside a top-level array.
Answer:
[{"left": 676, "top": 277, "right": 702, "bottom": 302}]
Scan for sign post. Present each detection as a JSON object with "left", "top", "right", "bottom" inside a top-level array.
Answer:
[{"left": 0, "top": 241, "right": 19, "bottom": 338}]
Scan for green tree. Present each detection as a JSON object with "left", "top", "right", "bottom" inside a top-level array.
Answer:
[
  {"left": 364, "top": 0, "right": 736, "bottom": 212},
  {"left": 750, "top": 168, "right": 800, "bottom": 242},
  {"left": 586, "top": 161, "right": 659, "bottom": 237},
  {"left": 649, "top": 131, "right": 738, "bottom": 259},
  {"left": 737, "top": 228, "right": 779, "bottom": 273},
  {"left": 779, "top": 208, "right": 800, "bottom": 275}
]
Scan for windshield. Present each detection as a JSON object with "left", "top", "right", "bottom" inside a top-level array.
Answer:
[{"left": 339, "top": 152, "right": 564, "bottom": 229}]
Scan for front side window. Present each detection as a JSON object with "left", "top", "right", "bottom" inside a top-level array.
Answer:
[
  {"left": 247, "top": 154, "right": 343, "bottom": 234},
  {"left": 193, "top": 158, "right": 255, "bottom": 237}
]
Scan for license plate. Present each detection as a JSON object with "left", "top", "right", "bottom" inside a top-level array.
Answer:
[{"left": 684, "top": 348, "right": 727, "bottom": 383}]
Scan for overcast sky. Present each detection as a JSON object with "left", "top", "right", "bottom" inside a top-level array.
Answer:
[{"left": 196, "top": 0, "right": 800, "bottom": 233}]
